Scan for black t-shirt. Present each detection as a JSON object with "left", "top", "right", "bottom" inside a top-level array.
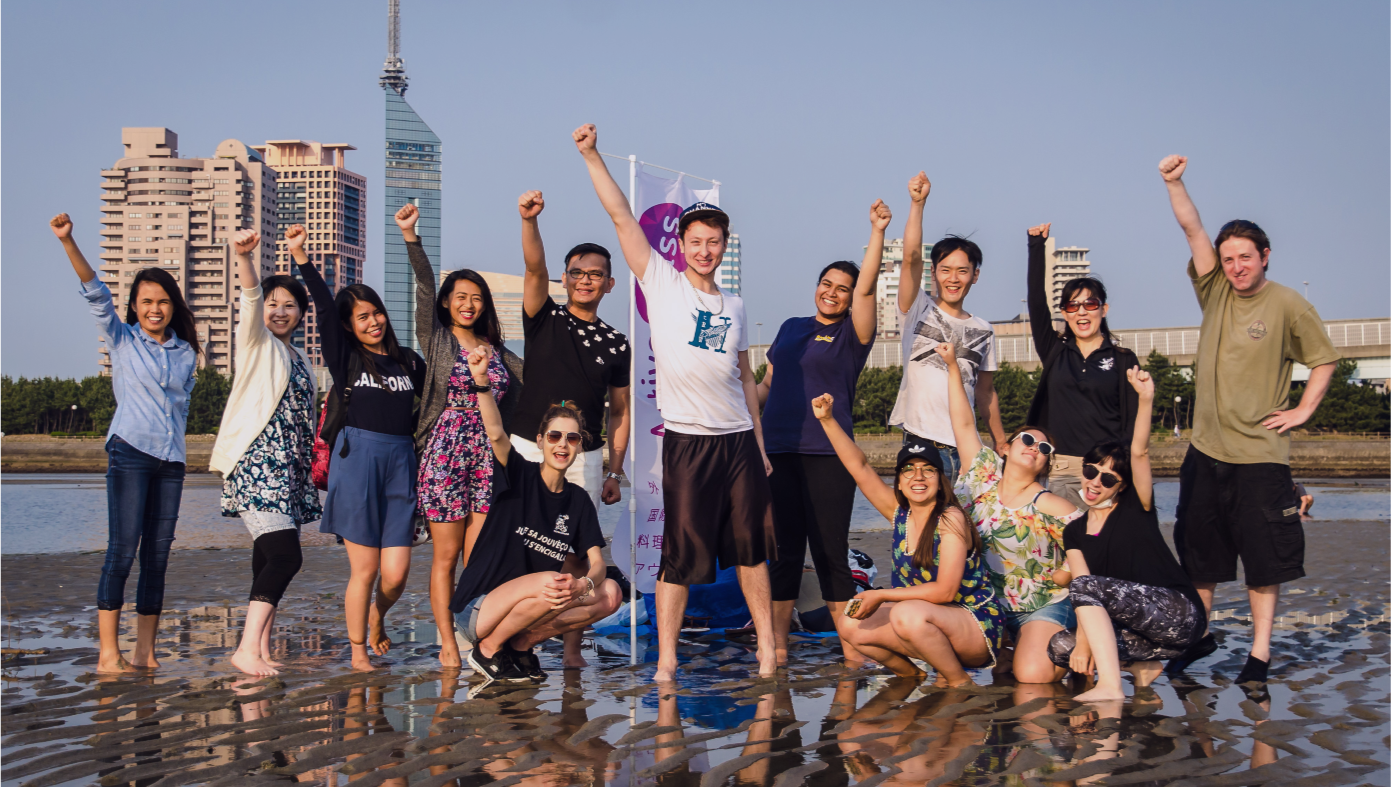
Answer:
[
  {"left": 1046, "top": 339, "right": 1124, "bottom": 457},
  {"left": 513, "top": 297, "right": 631, "bottom": 452},
  {"left": 449, "top": 446, "right": 606, "bottom": 612},
  {"left": 344, "top": 352, "right": 425, "bottom": 437},
  {"left": 1063, "top": 486, "right": 1205, "bottom": 618}
]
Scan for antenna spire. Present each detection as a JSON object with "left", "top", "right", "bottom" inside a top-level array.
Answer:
[{"left": 379, "top": 0, "right": 408, "bottom": 94}]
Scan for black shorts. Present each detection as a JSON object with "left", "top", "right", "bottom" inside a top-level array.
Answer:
[
  {"left": 768, "top": 453, "right": 858, "bottom": 603},
  {"left": 1173, "top": 445, "right": 1305, "bottom": 587},
  {"left": 657, "top": 429, "right": 776, "bottom": 586}
]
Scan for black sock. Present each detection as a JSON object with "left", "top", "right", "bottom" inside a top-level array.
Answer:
[{"left": 1235, "top": 654, "right": 1269, "bottom": 684}]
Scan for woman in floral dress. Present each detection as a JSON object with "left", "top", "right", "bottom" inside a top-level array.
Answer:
[
  {"left": 812, "top": 394, "right": 1004, "bottom": 685},
  {"left": 936, "top": 342, "right": 1083, "bottom": 684},
  {"left": 212, "top": 230, "right": 321, "bottom": 677}
]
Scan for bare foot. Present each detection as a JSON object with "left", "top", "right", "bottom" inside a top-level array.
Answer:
[
  {"left": 261, "top": 656, "right": 284, "bottom": 668},
  {"left": 756, "top": 648, "right": 778, "bottom": 678},
  {"left": 128, "top": 652, "right": 160, "bottom": 670},
  {"left": 97, "top": 653, "right": 138, "bottom": 674},
  {"left": 1123, "top": 660, "right": 1163, "bottom": 687},
  {"left": 562, "top": 652, "right": 588, "bottom": 669},
  {"left": 654, "top": 662, "right": 679, "bottom": 683},
  {"left": 231, "top": 649, "right": 280, "bottom": 677},
  {"left": 774, "top": 647, "right": 789, "bottom": 666},
  {"left": 1074, "top": 684, "right": 1126, "bottom": 702},
  {"left": 368, "top": 626, "right": 393, "bottom": 656},
  {"left": 350, "top": 644, "right": 376, "bottom": 672},
  {"left": 932, "top": 672, "right": 971, "bottom": 687},
  {"left": 439, "top": 645, "right": 462, "bottom": 669}
]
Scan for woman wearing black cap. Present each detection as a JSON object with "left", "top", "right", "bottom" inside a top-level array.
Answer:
[{"left": 812, "top": 393, "right": 1004, "bottom": 684}]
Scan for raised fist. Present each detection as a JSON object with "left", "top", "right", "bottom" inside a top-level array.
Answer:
[
  {"left": 518, "top": 190, "right": 545, "bottom": 220},
  {"left": 285, "top": 224, "right": 306, "bottom": 253},
  {"left": 49, "top": 213, "right": 73, "bottom": 240},
  {"left": 811, "top": 393, "right": 835, "bottom": 421},
  {"left": 908, "top": 171, "right": 931, "bottom": 203},
  {"left": 869, "top": 199, "right": 892, "bottom": 231},
  {"left": 934, "top": 341, "right": 958, "bottom": 367},
  {"left": 1127, "top": 367, "right": 1155, "bottom": 400},
  {"left": 467, "top": 343, "right": 493, "bottom": 385},
  {"left": 1158, "top": 155, "right": 1187, "bottom": 183},
  {"left": 1028, "top": 223, "right": 1052, "bottom": 239},
  {"left": 395, "top": 203, "right": 419, "bottom": 231},
  {"left": 573, "top": 124, "right": 597, "bottom": 154},
  {"left": 232, "top": 229, "right": 260, "bottom": 255}
]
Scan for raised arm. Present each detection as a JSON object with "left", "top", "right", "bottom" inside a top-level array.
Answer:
[
  {"left": 853, "top": 199, "right": 891, "bottom": 344},
  {"left": 396, "top": 203, "right": 439, "bottom": 352},
  {"left": 897, "top": 172, "right": 930, "bottom": 315},
  {"left": 1026, "top": 223, "right": 1061, "bottom": 360},
  {"left": 467, "top": 344, "right": 511, "bottom": 465},
  {"left": 573, "top": 124, "right": 653, "bottom": 279},
  {"left": 288, "top": 224, "right": 342, "bottom": 372},
  {"left": 518, "top": 190, "right": 550, "bottom": 319},
  {"left": 1126, "top": 368, "right": 1156, "bottom": 510},
  {"left": 231, "top": 229, "right": 262, "bottom": 291},
  {"left": 1158, "top": 155, "right": 1217, "bottom": 277},
  {"left": 53, "top": 213, "right": 123, "bottom": 345},
  {"left": 50, "top": 214, "right": 97, "bottom": 283},
  {"left": 231, "top": 230, "right": 270, "bottom": 348},
  {"left": 813, "top": 394, "right": 898, "bottom": 519},
  {"left": 934, "top": 342, "right": 984, "bottom": 465}
]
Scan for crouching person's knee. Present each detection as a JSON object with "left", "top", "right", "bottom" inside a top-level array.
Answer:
[{"left": 595, "top": 579, "right": 623, "bottom": 617}]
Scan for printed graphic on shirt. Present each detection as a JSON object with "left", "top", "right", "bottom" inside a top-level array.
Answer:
[
  {"left": 688, "top": 310, "right": 732, "bottom": 353},
  {"left": 516, "top": 526, "right": 571, "bottom": 562},
  {"left": 553, "top": 305, "right": 629, "bottom": 367},
  {"left": 814, "top": 334, "right": 835, "bottom": 343},
  {"left": 354, "top": 372, "right": 416, "bottom": 392},
  {"left": 906, "top": 309, "right": 994, "bottom": 376},
  {"left": 1099, "top": 357, "right": 1114, "bottom": 371},
  {"left": 1247, "top": 320, "right": 1268, "bottom": 341},
  {"left": 554, "top": 513, "right": 570, "bottom": 536}
]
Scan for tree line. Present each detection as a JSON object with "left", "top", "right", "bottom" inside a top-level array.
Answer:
[{"left": 2, "top": 366, "right": 232, "bottom": 436}]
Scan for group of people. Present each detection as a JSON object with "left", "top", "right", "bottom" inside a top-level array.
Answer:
[{"left": 55, "top": 125, "right": 1341, "bottom": 697}]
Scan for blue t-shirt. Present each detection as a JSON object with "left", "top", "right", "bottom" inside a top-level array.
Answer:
[{"left": 762, "top": 316, "right": 875, "bottom": 454}]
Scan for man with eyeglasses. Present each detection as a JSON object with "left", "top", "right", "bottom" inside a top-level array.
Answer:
[{"left": 1159, "top": 155, "right": 1340, "bottom": 683}]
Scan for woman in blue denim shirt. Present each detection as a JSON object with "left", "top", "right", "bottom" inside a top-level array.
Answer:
[{"left": 52, "top": 213, "right": 199, "bottom": 675}]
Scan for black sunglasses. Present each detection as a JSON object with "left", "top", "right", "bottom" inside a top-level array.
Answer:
[
  {"left": 544, "top": 430, "right": 582, "bottom": 446},
  {"left": 1013, "top": 432, "right": 1055, "bottom": 456},
  {"left": 1083, "top": 464, "right": 1122, "bottom": 488},
  {"left": 1062, "top": 297, "right": 1102, "bottom": 313}
]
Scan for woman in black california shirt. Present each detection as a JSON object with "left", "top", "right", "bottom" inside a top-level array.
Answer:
[
  {"left": 1046, "top": 368, "right": 1207, "bottom": 701},
  {"left": 290, "top": 224, "right": 426, "bottom": 671},
  {"left": 1025, "top": 223, "right": 1140, "bottom": 510}
]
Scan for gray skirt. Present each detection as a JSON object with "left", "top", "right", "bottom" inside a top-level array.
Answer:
[{"left": 320, "top": 427, "right": 417, "bottom": 549}]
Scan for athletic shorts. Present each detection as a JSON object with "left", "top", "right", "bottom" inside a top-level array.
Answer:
[
  {"left": 657, "top": 429, "right": 776, "bottom": 586},
  {"left": 1174, "top": 446, "right": 1305, "bottom": 588}
]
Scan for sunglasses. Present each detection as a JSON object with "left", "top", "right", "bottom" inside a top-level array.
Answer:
[
  {"left": 1062, "top": 298, "right": 1102, "bottom": 313},
  {"left": 899, "top": 464, "right": 939, "bottom": 478},
  {"left": 1012, "top": 432, "right": 1055, "bottom": 456},
  {"left": 544, "top": 431, "right": 582, "bottom": 446},
  {"left": 1082, "top": 465, "right": 1122, "bottom": 488},
  {"left": 566, "top": 269, "right": 608, "bottom": 282}
]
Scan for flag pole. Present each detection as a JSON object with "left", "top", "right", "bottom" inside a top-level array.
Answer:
[{"left": 627, "top": 153, "right": 639, "bottom": 666}]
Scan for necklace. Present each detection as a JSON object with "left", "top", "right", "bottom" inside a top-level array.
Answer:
[{"left": 687, "top": 274, "right": 724, "bottom": 316}]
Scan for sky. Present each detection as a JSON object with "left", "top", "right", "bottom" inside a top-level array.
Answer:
[{"left": 3, "top": 1, "right": 1387, "bottom": 378}]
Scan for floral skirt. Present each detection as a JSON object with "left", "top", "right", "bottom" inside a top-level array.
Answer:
[{"left": 416, "top": 409, "right": 495, "bottom": 522}]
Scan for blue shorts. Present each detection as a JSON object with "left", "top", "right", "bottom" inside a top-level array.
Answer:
[
  {"left": 454, "top": 594, "right": 487, "bottom": 646},
  {"left": 1005, "top": 600, "right": 1076, "bottom": 638}
]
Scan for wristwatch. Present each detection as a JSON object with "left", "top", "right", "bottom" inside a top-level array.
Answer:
[
  {"left": 605, "top": 471, "right": 627, "bottom": 482},
  {"left": 468, "top": 381, "right": 492, "bottom": 393}
]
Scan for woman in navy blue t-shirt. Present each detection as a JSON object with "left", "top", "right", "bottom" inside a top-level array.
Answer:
[{"left": 755, "top": 199, "right": 889, "bottom": 666}]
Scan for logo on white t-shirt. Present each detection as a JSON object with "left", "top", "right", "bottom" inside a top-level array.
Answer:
[{"left": 688, "top": 311, "right": 732, "bottom": 354}]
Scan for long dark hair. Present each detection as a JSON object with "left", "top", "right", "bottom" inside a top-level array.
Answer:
[
  {"left": 1058, "top": 277, "right": 1113, "bottom": 343},
  {"left": 438, "top": 270, "right": 503, "bottom": 346},
  {"left": 335, "top": 284, "right": 409, "bottom": 383},
  {"left": 893, "top": 467, "right": 979, "bottom": 567},
  {"left": 126, "top": 268, "right": 201, "bottom": 356}
]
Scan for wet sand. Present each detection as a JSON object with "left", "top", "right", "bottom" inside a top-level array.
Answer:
[{"left": 2, "top": 520, "right": 1387, "bottom": 786}]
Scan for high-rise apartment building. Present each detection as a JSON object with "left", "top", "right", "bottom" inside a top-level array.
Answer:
[
  {"left": 717, "top": 233, "right": 741, "bottom": 295},
  {"left": 96, "top": 128, "right": 277, "bottom": 375},
  {"left": 870, "top": 238, "right": 935, "bottom": 339},
  {"left": 444, "top": 270, "right": 567, "bottom": 349},
  {"left": 1043, "top": 237, "right": 1092, "bottom": 317},
  {"left": 380, "top": 0, "right": 441, "bottom": 351},
  {"left": 253, "top": 140, "right": 367, "bottom": 367}
]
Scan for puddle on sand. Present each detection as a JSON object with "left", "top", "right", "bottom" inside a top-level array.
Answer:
[{"left": 3, "top": 576, "right": 1388, "bottom": 787}]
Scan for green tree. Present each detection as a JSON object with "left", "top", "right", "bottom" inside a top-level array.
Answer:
[
  {"left": 1143, "top": 350, "right": 1196, "bottom": 431},
  {"left": 1290, "top": 358, "right": 1390, "bottom": 433},
  {"left": 79, "top": 375, "right": 116, "bottom": 433},
  {"left": 754, "top": 363, "right": 767, "bottom": 385},
  {"left": 993, "top": 362, "right": 1040, "bottom": 434},
  {"left": 852, "top": 366, "right": 902, "bottom": 433},
  {"left": 186, "top": 366, "right": 232, "bottom": 435}
]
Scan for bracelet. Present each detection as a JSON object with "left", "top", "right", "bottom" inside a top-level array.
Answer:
[
  {"left": 605, "top": 471, "right": 627, "bottom": 482},
  {"left": 581, "top": 576, "right": 596, "bottom": 600},
  {"left": 469, "top": 381, "right": 492, "bottom": 393}
]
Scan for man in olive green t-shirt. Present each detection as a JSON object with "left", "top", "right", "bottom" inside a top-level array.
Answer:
[{"left": 1158, "top": 155, "right": 1340, "bottom": 685}]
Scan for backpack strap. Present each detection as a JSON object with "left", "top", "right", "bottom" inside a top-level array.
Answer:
[{"left": 1031, "top": 489, "right": 1048, "bottom": 507}]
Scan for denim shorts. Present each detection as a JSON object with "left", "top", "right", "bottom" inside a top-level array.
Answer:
[
  {"left": 454, "top": 594, "right": 487, "bottom": 646},
  {"left": 1005, "top": 600, "right": 1076, "bottom": 638}
]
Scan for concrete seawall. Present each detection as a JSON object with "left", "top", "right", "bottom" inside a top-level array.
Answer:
[{"left": 4, "top": 433, "right": 1387, "bottom": 477}]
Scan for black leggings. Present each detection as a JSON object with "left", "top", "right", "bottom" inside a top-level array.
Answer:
[
  {"left": 250, "top": 530, "right": 303, "bottom": 607},
  {"left": 1048, "top": 574, "right": 1203, "bottom": 666},
  {"left": 768, "top": 453, "right": 858, "bottom": 603}
]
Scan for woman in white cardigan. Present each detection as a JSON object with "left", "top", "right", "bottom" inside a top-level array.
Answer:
[{"left": 211, "top": 230, "right": 320, "bottom": 676}]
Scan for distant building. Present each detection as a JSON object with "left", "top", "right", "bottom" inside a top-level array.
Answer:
[
  {"left": 442, "top": 270, "right": 567, "bottom": 349},
  {"left": 254, "top": 140, "right": 366, "bottom": 368},
  {"left": 870, "top": 238, "right": 935, "bottom": 340},
  {"left": 718, "top": 233, "right": 741, "bottom": 295},
  {"left": 1044, "top": 237, "right": 1092, "bottom": 317},
  {"left": 96, "top": 127, "right": 277, "bottom": 375}
]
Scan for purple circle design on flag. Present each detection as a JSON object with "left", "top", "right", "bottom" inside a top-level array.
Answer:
[{"left": 636, "top": 202, "right": 687, "bottom": 323}]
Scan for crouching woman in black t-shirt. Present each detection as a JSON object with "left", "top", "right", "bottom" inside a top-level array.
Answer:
[
  {"left": 449, "top": 344, "right": 622, "bottom": 684},
  {"left": 1047, "top": 369, "right": 1208, "bottom": 702}
]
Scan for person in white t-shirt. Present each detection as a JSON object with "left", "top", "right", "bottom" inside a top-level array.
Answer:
[
  {"left": 574, "top": 124, "right": 778, "bottom": 682},
  {"left": 889, "top": 171, "right": 1007, "bottom": 480}
]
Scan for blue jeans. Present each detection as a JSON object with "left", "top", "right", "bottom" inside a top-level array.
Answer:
[
  {"left": 97, "top": 436, "right": 185, "bottom": 615},
  {"left": 903, "top": 431, "right": 961, "bottom": 485}
]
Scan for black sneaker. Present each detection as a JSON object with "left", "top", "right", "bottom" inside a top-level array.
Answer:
[
  {"left": 1164, "top": 634, "right": 1217, "bottom": 674},
  {"left": 1235, "top": 654, "right": 1270, "bottom": 685},
  {"left": 468, "top": 647, "right": 528, "bottom": 683},
  {"left": 509, "top": 647, "right": 546, "bottom": 683}
]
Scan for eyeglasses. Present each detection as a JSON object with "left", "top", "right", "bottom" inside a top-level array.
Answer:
[
  {"left": 566, "top": 269, "right": 608, "bottom": 282},
  {"left": 1012, "top": 432, "right": 1055, "bottom": 456},
  {"left": 544, "top": 431, "right": 582, "bottom": 446},
  {"left": 899, "top": 464, "right": 939, "bottom": 478},
  {"left": 1082, "top": 464, "right": 1122, "bottom": 488},
  {"left": 1062, "top": 298, "right": 1102, "bottom": 313}
]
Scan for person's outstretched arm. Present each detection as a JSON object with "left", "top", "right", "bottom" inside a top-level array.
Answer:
[
  {"left": 935, "top": 342, "right": 984, "bottom": 463},
  {"left": 396, "top": 203, "right": 439, "bottom": 353},
  {"left": 813, "top": 394, "right": 898, "bottom": 519},
  {"left": 51, "top": 213, "right": 97, "bottom": 283},
  {"left": 897, "top": 172, "right": 930, "bottom": 315},
  {"left": 518, "top": 190, "right": 550, "bottom": 319},
  {"left": 1126, "top": 368, "right": 1156, "bottom": 511},
  {"left": 1158, "top": 155, "right": 1217, "bottom": 277},
  {"left": 1026, "top": 223, "right": 1060, "bottom": 360},
  {"left": 288, "top": 224, "right": 343, "bottom": 376},
  {"left": 468, "top": 344, "right": 512, "bottom": 465},
  {"left": 231, "top": 229, "right": 269, "bottom": 347},
  {"left": 53, "top": 213, "right": 123, "bottom": 347},
  {"left": 573, "top": 124, "right": 653, "bottom": 279},
  {"left": 853, "top": 199, "right": 892, "bottom": 344}
]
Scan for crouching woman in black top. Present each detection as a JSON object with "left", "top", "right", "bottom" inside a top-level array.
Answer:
[
  {"left": 449, "top": 344, "right": 623, "bottom": 684},
  {"left": 1048, "top": 368, "right": 1207, "bottom": 702}
]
